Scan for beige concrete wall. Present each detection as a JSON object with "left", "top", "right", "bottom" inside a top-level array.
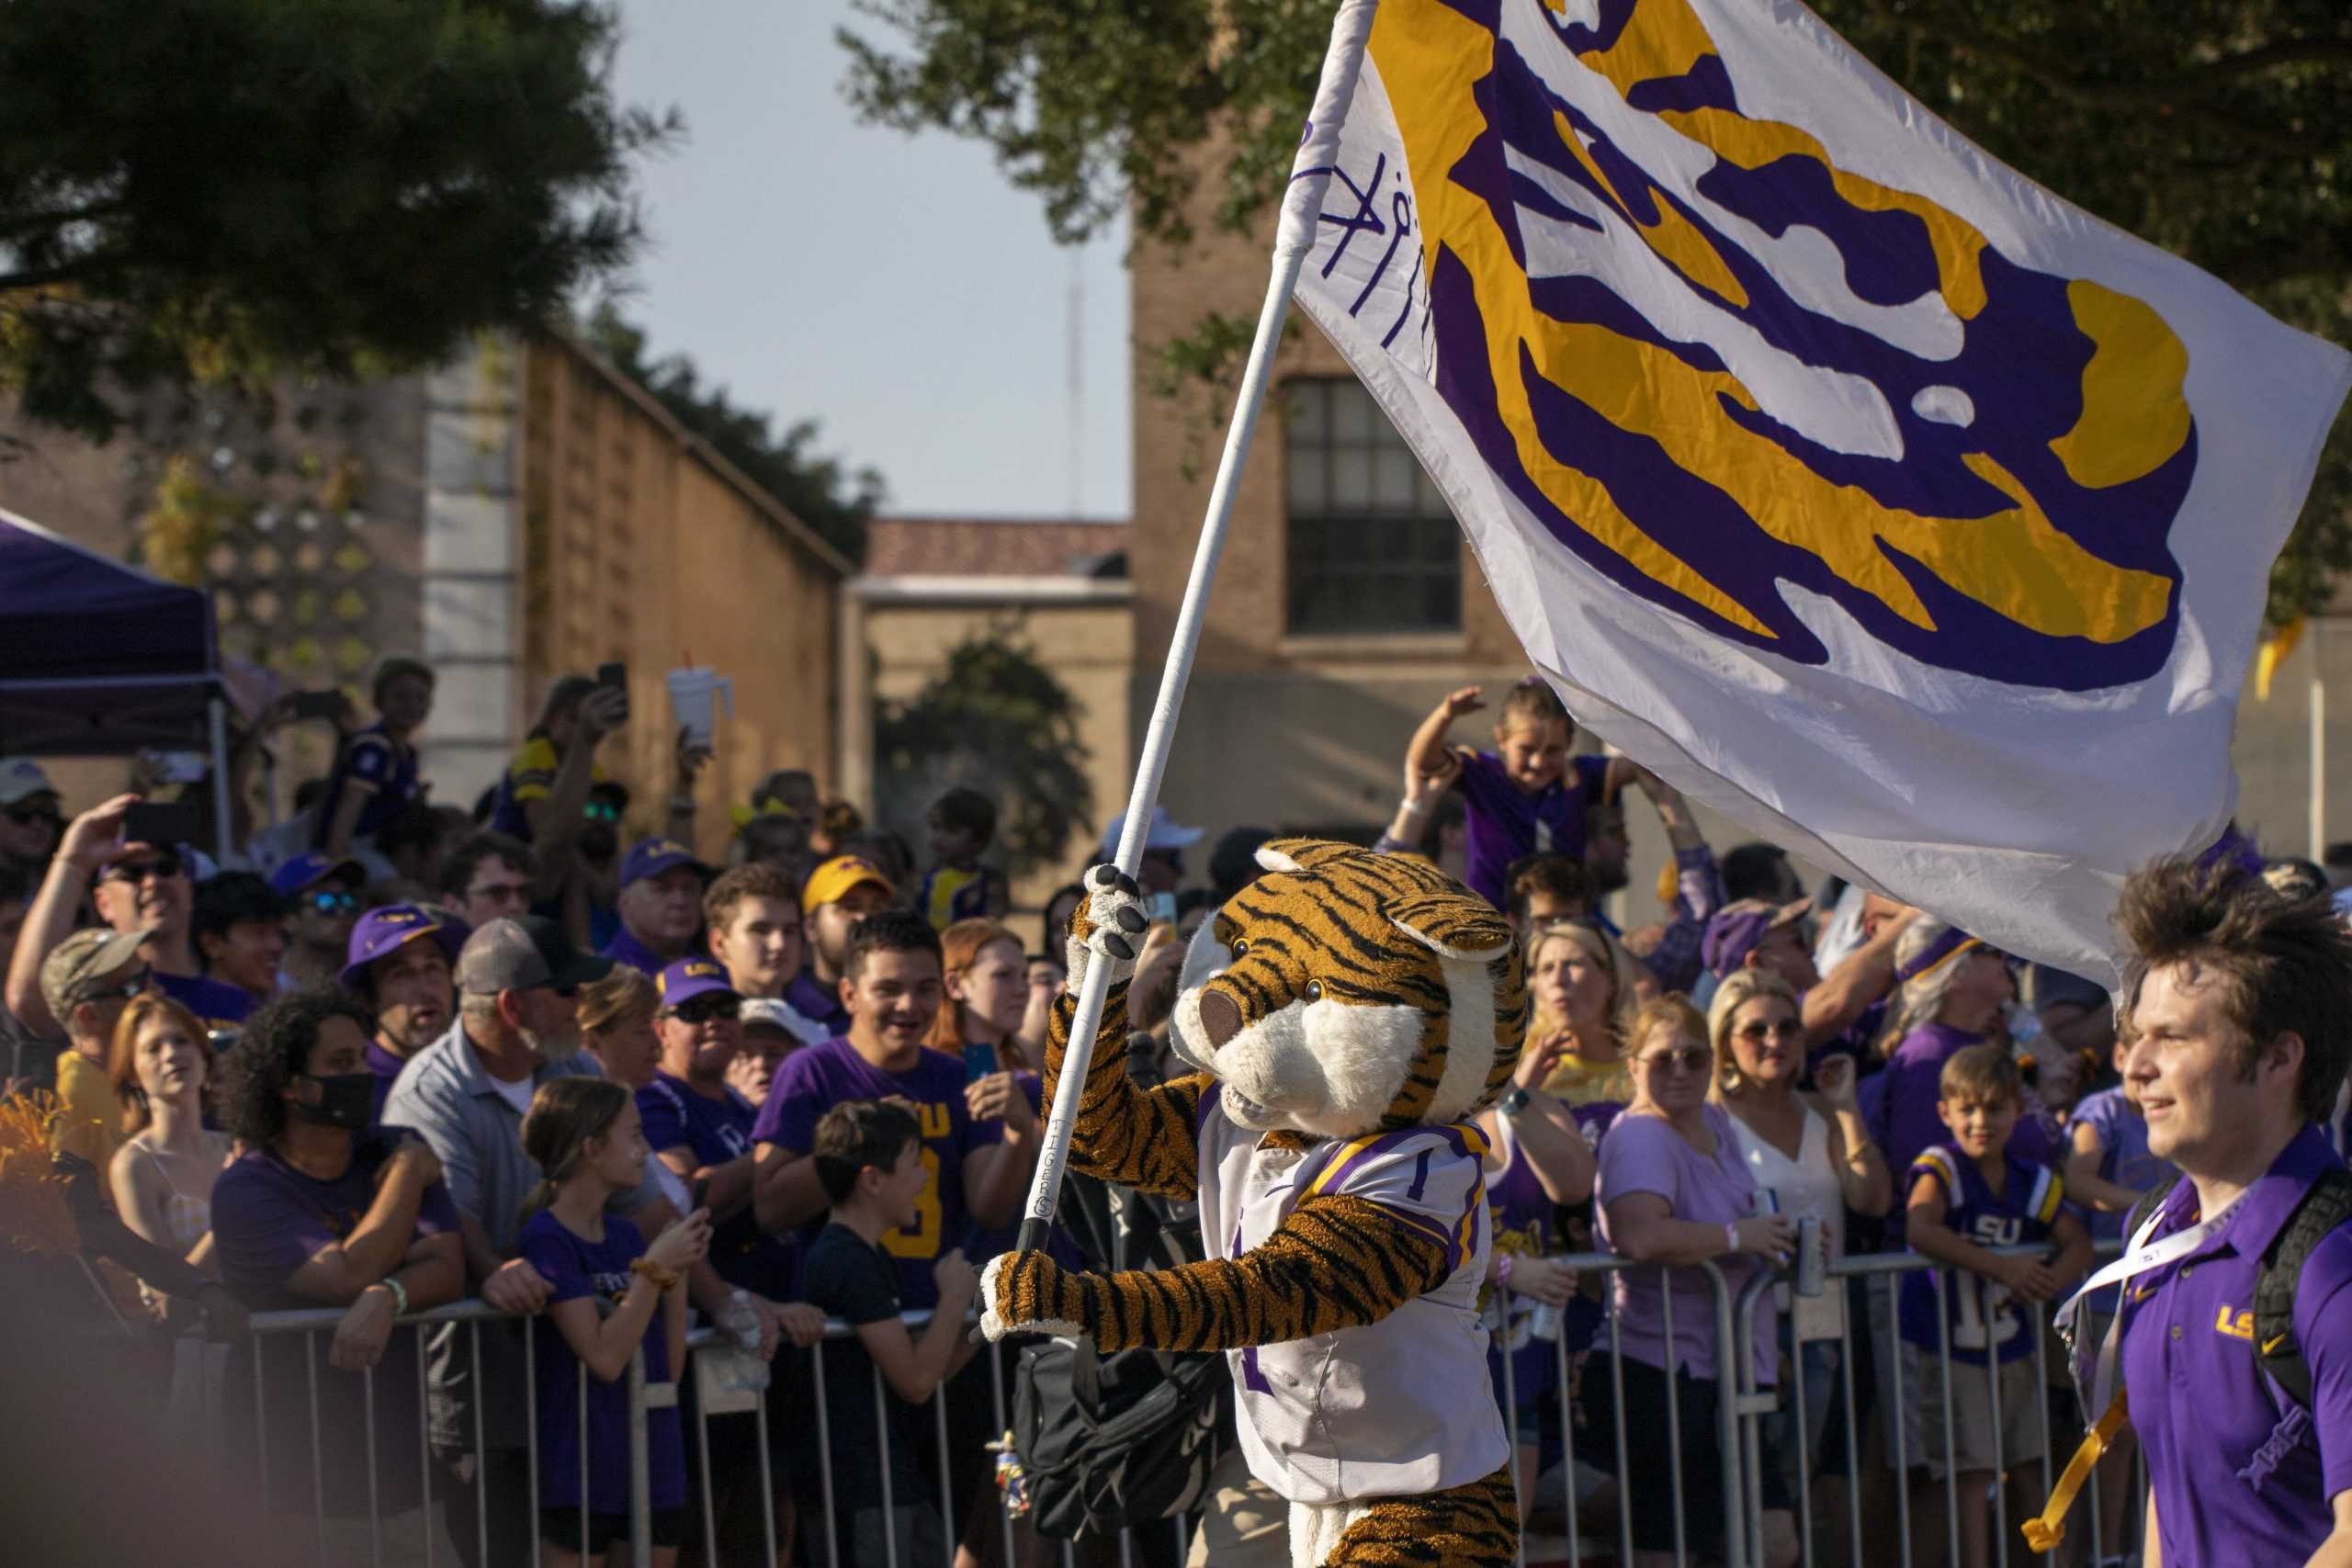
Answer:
[
  {"left": 518, "top": 341, "right": 847, "bottom": 863},
  {"left": 860, "top": 595, "right": 1135, "bottom": 913}
]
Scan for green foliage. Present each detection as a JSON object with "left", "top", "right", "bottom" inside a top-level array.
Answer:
[
  {"left": 873, "top": 625, "right": 1095, "bottom": 877},
  {"left": 0, "top": 0, "right": 673, "bottom": 444},
  {"left": 838, "top": 0, "right": 2352, "bottom": 620},
  {"left": 584, "top": 306, "right": 880, "bottom": 565}
]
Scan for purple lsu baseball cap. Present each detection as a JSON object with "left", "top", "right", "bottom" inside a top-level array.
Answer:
[
  {"left": 658, "top": 956, "right": 739, "bottom": 1011},
  {"left": 619, "top": 837, "right": 710, "bottom": 892},
  {"left": 340, "top": 903, "right": 469, "bottom": 989},
  {"left": 1701, "top": 897, "right": 1813, "bottom": 979}
]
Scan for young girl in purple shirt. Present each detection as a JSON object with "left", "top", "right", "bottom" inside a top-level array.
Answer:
[
  {"left": 517, "top": 1077, "right": 712, "bottom": 1566},
  {"left": 1405, "top": 678, "right": 1621, "bottom": 910}
]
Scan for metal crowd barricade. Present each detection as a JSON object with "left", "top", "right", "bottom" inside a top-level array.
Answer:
[
  {"left": 228, "top": 1238, "right": 2141, "bottom": 1568},
  {"left": 236, "top": 1298, "right": 1197, "bottom": 1568}
]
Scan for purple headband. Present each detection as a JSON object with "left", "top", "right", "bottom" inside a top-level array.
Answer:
[{"left": 1894, "top": 926, "right": 1983, "bottom": 986}]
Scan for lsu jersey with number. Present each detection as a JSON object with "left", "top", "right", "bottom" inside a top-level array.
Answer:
[
  {"left": 1901, "top": 1145, "right": 2065, "bottom": 1364},
  {"left": 1196, "top": 1085, "right": 1510, "bottom": 1504}
]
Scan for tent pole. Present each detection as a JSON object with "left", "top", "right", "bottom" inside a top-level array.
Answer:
[{"left": 208, "top": 694, "right": 232, "bottom": 858}]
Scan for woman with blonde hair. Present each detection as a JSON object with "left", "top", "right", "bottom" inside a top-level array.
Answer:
[
  {"left": 576, "top": 966, "right": 694, "bottom": 1217},
  {"left": 1709, "top": 968, "right": 1889, "bottom": 1526},
  {"left": 1596, "top": 994, "right": 1800, "bottom": 1568},
  {"left": 1529, "top": 919, "right": 1642, "bottom": 1120}
]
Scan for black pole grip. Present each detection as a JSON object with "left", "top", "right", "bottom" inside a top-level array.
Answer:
[{"left": 1012, "top": 1215, "right": 1053, "bottom": 1255}]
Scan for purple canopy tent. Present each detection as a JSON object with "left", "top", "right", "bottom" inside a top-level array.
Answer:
[{"left": 0, "top": 506, "right": 232, "bottom": 851}]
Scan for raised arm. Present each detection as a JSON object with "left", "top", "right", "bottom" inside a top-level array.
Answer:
[
  {"left": 1405, "top": 686, "right": 1482, "bottom": 786},
  {"left": 1804, "top": 904, "right": 1917, "bottom": 1048},
  {"left": 1035, "top": 869, "right": 1214, "bottom": 1203}
]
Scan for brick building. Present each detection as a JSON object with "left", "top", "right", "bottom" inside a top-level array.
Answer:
[{"left": 2, "top": 334, "right": 851, "bottom": 864}]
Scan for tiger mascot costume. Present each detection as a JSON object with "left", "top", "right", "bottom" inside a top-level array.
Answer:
[{"left": 978, "top": 838, "right": 1528, "bottom": 1567}]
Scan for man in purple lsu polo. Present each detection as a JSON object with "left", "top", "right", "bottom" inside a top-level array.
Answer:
[{"left": 2109, "top": 855, "right": 2352, "bottom": 1566}]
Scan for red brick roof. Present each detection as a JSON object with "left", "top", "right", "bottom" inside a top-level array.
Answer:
[{"left": 864, "top": 515, "right": 1128, "bottom": 578}]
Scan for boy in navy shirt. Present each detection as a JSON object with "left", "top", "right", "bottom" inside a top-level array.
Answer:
[
  {"left": 1902, "top": 1044, "right": 2090, "bottom": 1568},
  {"left": 799, "top": 1099, "right": 980, "bottom": 1568}
]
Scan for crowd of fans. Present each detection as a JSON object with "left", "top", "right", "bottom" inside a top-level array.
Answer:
[{"left": 6, "top": 656, "right": 2347, "bottom": 1568}]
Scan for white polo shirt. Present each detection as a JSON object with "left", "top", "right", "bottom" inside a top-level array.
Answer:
[{"left": 1195, "top": 1084, "right": 1510, "bottom": 1504}]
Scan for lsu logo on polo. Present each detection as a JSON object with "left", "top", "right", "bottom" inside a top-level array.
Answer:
[
  {"left": 2213, "top": 1303, "right": 2255, "bottom": 1342},
  {"left": 1364, "top": 0, "right": 2192, "bottom": 691}
]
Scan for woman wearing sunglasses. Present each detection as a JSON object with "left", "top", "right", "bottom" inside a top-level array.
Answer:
[
  {"left": 1595, "top": 994, "right": 1802, "bottom": 1568},
  {"left": 1710, "top": 967, "right": 1891, "bottom": 1542}
]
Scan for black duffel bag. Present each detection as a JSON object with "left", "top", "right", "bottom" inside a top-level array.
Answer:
[{"left": 1008, "top": 1158, "right": 1228, "bottom": 1540}]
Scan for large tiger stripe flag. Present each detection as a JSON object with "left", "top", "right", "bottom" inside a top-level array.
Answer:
[{"left": 1286, "top": 0, "right": 2351, "bottom": 983}]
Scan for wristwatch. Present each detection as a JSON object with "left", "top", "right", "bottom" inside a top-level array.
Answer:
[{"left": 1499, "top": 1088, "right": 1532, "bottom": 1120}]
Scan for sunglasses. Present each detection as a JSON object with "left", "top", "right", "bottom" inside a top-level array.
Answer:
[
  {"left": 1736, "top": 1019, "right": 1804, "bottom": 1044},
  {"left": 1637, "top": 1044, "right": 1714, "bottom": 1076},
  {"left": 74, "top": 969, "right": 151, "bottom": 1007},
  {"left": 4, "top": 803, "right": 60, "bottom": 828},
  {"left": 306, "top": 889, "right": 361, "bottom": 916},
  {"left": 582, "top": 800, "right": 622, "bottom": 824},
  {"left": 668, "top": 994, "right": 741, "bottom": 1026},
  {"left": 100, "top": 853, "right": 183, "bottom": 885}
]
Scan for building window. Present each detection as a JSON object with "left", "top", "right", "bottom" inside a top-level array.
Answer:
[{"left": 1283, "top": 378, "right": 1460, "bottom": 635}]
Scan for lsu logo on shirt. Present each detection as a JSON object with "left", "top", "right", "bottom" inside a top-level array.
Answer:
[
  {"left": 2213, "top": 1303, "right": 2255, "bottom": 1342},
  {"left": 1358, "top": 0, "right": 2193, "bottom": 692}
]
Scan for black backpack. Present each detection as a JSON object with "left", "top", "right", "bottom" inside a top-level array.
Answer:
[
  {"left": 2125, "top": 1166, "right": 2352, "bottom": 1407},
  {"left": 1008, "top": 1169, "right": 1228, "bottom": 1540}
]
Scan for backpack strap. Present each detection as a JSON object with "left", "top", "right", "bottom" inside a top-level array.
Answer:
[
  {"left": 2123, "top": 1172, "right": 2183, "bottom": 1247},
  {"left": 2253, "top": 1167, "right": 2352, "bottom": 1409}
]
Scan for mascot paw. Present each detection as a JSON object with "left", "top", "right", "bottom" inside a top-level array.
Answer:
[
  {"left": 978, "top": 1250, "right": 1093, "bottom": 1344},
  {"left": 1064, "top": 863, "right": 1148, "bottom": 994}
]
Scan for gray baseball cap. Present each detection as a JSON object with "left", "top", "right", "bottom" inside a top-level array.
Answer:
[
  {"left": 454, "top": 915, "right": 612, "bottom": 997},
  {"left": 39, "top": 926, "right": 151, "bottom": 1021}
]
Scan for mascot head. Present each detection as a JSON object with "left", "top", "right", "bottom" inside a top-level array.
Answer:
[{"left": 1170, "top": 839, "right": 1527, "bottom": 1138}]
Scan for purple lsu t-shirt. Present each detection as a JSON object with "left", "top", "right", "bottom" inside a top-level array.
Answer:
[
  {"left": 1453, "top": 750, "right": 1609, "bottom": 910},
  {"left": 2122, "top": 1126, "right": 2352, "bottom": 1567},
  {"left": 155, "top": 967, "right": 254, "bottom": 1031},
  {"left": 750, "top": 1037, "right": 1001, "bottom": 1309},
  {"left": 209, "top": 1136, "right": 459, "bottom": 1517},
  {"left": 1597, "top": 1104, "right": 1775, "bottom": 1384},
  {"left": 637, "top": 1072, "right": 797, "bottom": 1298},
  {"left": 518, "top": 1210, "right": 686, "bottom": 1513}
]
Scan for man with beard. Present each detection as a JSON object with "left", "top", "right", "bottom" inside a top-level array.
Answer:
[
  {"left": 343, "top": 905, "right": 465, "bottom": 1122},
  {"left": 6, "top": 793, "right": 253, "bottom": 1039}
]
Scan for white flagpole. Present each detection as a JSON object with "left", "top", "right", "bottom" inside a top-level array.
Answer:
[{"left": 1012, "top": 0, "right": 1384, "bottom": 1253}]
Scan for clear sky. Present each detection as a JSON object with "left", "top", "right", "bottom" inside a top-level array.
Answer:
[{"left": 606, "top": 0, "right": 1132, "bottom": 522}]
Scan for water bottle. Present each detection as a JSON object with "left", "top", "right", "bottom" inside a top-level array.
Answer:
[
  {"left": 1528, "top": 1300, "right": 1564, "bottom": 1342},
  {"left": 1793, "top": 1214, "right": 1826, "bottom": 1298},
  {"left": 718, "top": 1290, "right": 771, "bottom": 1394}
]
